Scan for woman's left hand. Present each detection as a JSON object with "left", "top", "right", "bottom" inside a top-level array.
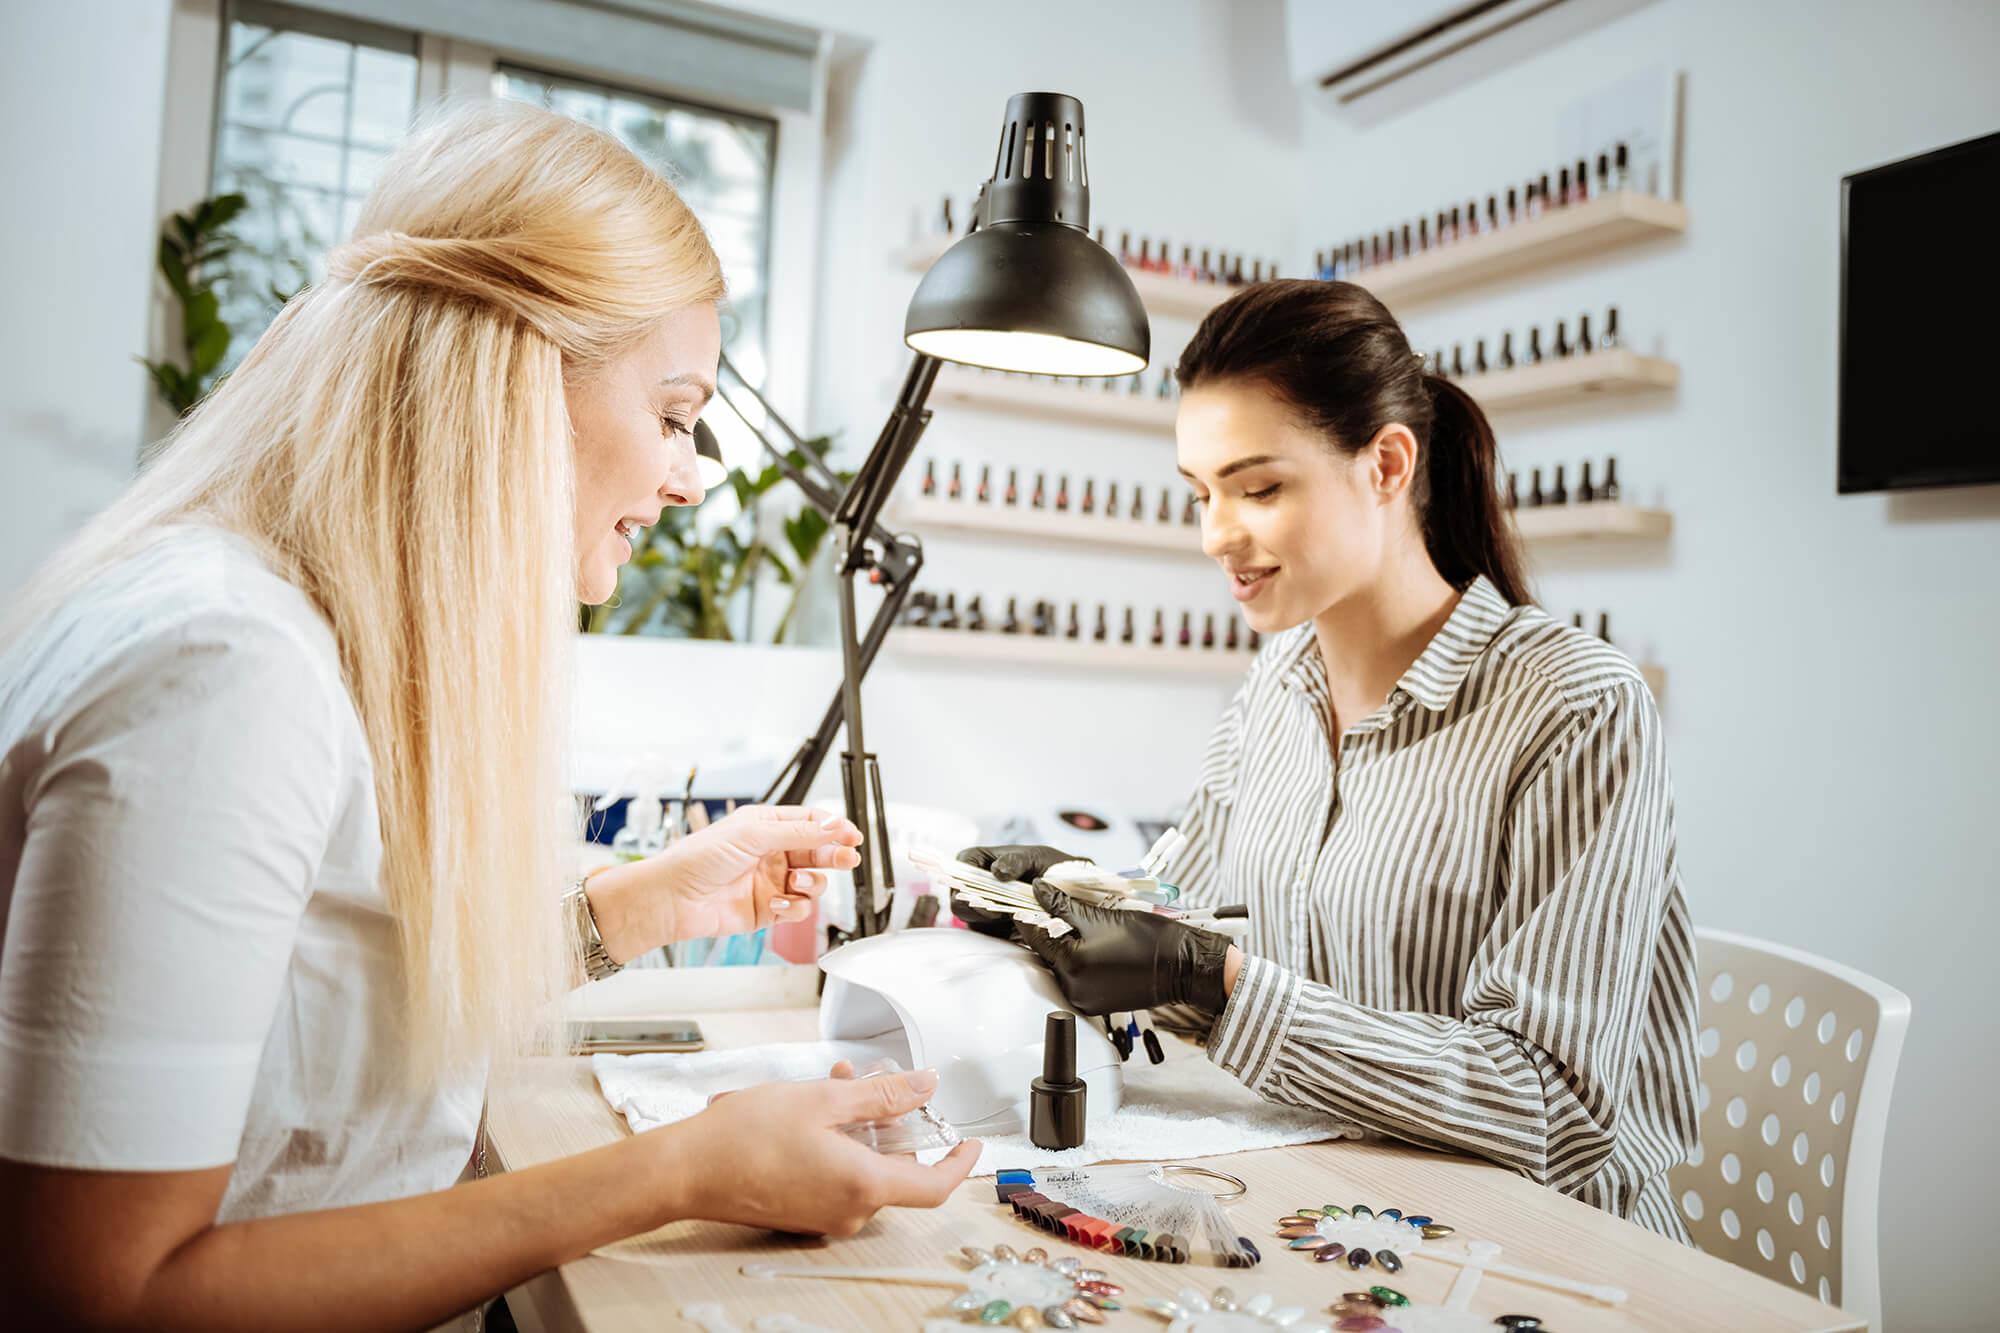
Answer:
[{"left": 586, "top": 805, "right": 862, "bottom": 959}]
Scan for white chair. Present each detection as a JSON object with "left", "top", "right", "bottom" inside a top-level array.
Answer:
[{"left": 1671, "top": 928, "right": 1910, "bottom": 1331}]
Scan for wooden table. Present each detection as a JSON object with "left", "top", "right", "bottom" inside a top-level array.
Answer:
[{"left": 488, "top": 1005, "right": 1859, "bottom": 1333}]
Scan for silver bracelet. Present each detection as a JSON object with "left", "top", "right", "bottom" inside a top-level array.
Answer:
[{"left": 565, "top": 876, "right": 624, "bottom": 982}]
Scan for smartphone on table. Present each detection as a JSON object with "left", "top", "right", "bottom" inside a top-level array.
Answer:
[{"left": 574, "top": 1018, "right": 706, "bottom": 1054}]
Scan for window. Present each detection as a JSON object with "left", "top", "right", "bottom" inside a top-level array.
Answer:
[
  {"left": 494, "top": 65, "right": 778, "bottom": 382},
  {"left": 210, "top": 1, "right": 419, "bottom": 360}
]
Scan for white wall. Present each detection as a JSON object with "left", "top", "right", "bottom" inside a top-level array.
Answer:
[
  {"left": 1290, "top": 2, "right": 1999, "bottom": 1325},
  {"left": 0, "top": 1, "right": 174, "bottom": 599}
]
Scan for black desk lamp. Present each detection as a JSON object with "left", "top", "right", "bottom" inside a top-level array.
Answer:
[{"left": 708, "top": 92, "right": 1149, "bottom": 944}]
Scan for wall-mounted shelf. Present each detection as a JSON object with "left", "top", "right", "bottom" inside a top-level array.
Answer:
[
  {"left": 890, "top": 626, "right": 1250, "bottom": 678},
  {"left": 899, "top": 493, "right": 1669, "bottom": 553},
  {"left": 897, "top": 236, "right": 1236, "bottom": 324},
  {"left": 893, "top": 495, "right": 1203, "bottom": 557},
  {"left": 1363, "top": 191, "right": 1689, "bottom": 306},
  {"left": 931, "top": 365, "right": 1177, "bottom": 433},
  {"left": 1513, "top": 502, "right": 1673, "bottom": 544},
  {"left": 1455, "top": 348, "right": 1678, "bottom": 412},
  {"left": 895, "top": 625, "right": 1661, "bottom": 697}
]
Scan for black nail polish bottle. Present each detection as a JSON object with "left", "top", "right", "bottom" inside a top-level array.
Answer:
[
  {"left": 1093, "top": 604, "right": 1108, "bottom": 642},
  {"left": 1527, "top": 327, "right": 1544, "bottom": 365},
  {"left": 1474, "top": 338, "right": 1489, "bottom": 374},
  {"left": 1451, "top": 344, "right": 1466, "bottom": 378},
  {"left": 1131, "top": 485, "right": 1145, "bottom": 521},
  {"left": 1248, "top": 628, "right": 1262, "bottom": 651},
  {"left": 1603, "top": 456, "right": 1622, "bottom": 502},
  {"left": 966, "top": 595, "right": 985, "bottom": 632},
  {"left": 1578, "top": 312, "right": 1594, "bottom": 354},
  {"left": 977, "top": 464, "right": 991, "bottom": 503},
  {"left": 1552, "top": 464, "right": 1568, "bottom": 505},
  {"left": 1002, "top": 596, "right": 1021, "bottom": 634},
  {"left": 1226, "top": 618, "right": 1240, "bottom": 650},
  {"left": 1500, "top": 330, "right": 1516, "bottom": 369},
  {"left": 1030, "top": 1012, "right": 1087, "bottom": 1151},
  {"left": 1597, "top": 612, "right": 1612, "bottom": 644},
  {"left": 1031, "top": 599, "right": 1053, "bottom": 637},
  {"left": 1554, "top": 320, "right": 1572, "bottom": 358},
  {"left": 1579, "top": 460, "right": 1596, "bottom": 503},
  {"left": 1121, "top": 607, "right": 1135, "bottom": 644},
  {"left": 1202, "top": 613, "right": 1216, "bottom": 649},
  {"left": 1600, "top": 306, "right": 1620, "bottom": 351},
  {"left": 937, "top": 592, "right": 960, "bottom": 629},
  {"left": 1150, "top": 609, "right": 1165, "bottom": 647},
  {"left": 1065, "top": 602, "right": 1080, "bottom": 640},
  {"left": 1506, "top": 471, "right": 1520, "bottom": 509},
  {"left": 1529, "top": 467, "right": 1545, "bottom": 507},
  {"left": 1571, "top": 611, "right": 1584, "bottom": 629},
  {"left": 1178, "top": 611, "right": 1192, "bottom": 648}
]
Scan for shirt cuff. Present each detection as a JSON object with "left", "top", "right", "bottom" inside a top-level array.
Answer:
[{"left": 1205, "top": 953, "right": 1304, "bottom": 1092}]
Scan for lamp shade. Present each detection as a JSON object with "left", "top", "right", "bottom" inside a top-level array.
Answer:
[{"left": 904, "top": 93, "right": 1149, "bottom": 377}]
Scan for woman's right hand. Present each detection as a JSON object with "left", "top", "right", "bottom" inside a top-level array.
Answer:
[{"left": 664, "top": 1068, "right": 979, "bottom": 1237}]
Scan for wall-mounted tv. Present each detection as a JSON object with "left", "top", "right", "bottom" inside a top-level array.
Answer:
[{"left": 1838, "top": 128, "right": 2000, "bottom": 494}]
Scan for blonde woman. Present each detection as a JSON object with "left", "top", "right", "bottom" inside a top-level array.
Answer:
[{"left": 0, "top": 101, "right": 977, "bottom": 1331}]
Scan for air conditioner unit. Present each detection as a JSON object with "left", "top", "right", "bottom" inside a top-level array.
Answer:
[{"left": 1287, "top": 0, "right": 1659, "bottom": 125}]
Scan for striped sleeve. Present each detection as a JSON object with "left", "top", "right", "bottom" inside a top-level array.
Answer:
[
  {"left": 1205, "top": 681, "right": 1677, "bottom": 1191},
  {"left": 1155, "top": 678, "right": 1247, "bottom": 913}
]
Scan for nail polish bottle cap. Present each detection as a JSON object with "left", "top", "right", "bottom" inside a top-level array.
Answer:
[{"left": 1030, "top": 1011, "right": 1087, "bottom": 1150}]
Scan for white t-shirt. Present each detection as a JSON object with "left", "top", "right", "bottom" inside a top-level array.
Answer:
[{"left": 0, "top": 524, "right": 484, "bottom": 1222}]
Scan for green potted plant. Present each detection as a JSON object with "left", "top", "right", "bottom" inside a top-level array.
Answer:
[{"left": 581, "top": 434, "right": 851, "bottom": 643}]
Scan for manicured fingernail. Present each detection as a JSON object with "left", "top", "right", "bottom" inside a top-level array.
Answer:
[
  {"left": 771, "top": 896, "right": 795, "bottom": 910},
  {"left": 817, "top": 813, "right": 842, "bottom": 829},
  {"left": 909, "top": 1069, "right": 939, "bottom": 1093}
]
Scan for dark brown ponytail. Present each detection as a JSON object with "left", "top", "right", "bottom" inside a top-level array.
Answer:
[{"left": 1175, "top": 280, "right": 1529, "bottom": 606}]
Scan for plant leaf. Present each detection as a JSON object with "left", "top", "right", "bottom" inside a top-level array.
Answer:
[
  {"left": 189, "top": 321, "right": 230, "bottom": 379},
  {"left": 158, "top": 237, "right": 191, "bottom": 301}
]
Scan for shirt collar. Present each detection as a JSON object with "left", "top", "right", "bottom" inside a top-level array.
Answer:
[
  {"left": 1277, "top": 575, "right": 1512, "bottom": 715},
  {"left": 1395, "top": 575, "right": 1511, "bottom": 712}
]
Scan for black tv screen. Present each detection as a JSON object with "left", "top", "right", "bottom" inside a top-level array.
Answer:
[{"left": 1838, "top": 129, "right": 2000, "bottom": 494}]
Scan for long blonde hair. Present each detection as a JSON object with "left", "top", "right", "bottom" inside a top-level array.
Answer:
[{"left": 5, "top": 100, "right": 724, "bottom": 1076}]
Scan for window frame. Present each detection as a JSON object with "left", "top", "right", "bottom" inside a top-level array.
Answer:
[{"left": 153, "top": 0, "right": 826, "bottom": 429}]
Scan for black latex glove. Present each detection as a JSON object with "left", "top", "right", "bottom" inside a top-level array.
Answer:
[
  {"left": 956, "top": 844, "right": 1088, "bottom": 883},
  {"left": 948, "top": 846, "right": 1084, "bottom": 938},
  {"left": 1015, "top": 883, "right": 1232, "bottom": 1016}
]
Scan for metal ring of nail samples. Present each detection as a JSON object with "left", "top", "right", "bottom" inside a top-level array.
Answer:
[{"left": 1156, "top": 1164, "right": 1249, "bottom": 1201}]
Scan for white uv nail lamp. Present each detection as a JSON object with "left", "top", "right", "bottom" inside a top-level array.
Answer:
[{"left": 818, "top": 928, "right": 1124, "bottom": 1137}]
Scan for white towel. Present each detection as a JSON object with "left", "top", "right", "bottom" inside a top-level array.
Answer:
[{"left": 592, "top": 1040, "right": 1361, "bottom": 1176}]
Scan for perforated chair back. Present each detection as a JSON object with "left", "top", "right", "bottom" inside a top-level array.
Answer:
[{"left": 1671, "top": 927, "right": 1909, "bottom": 1330}]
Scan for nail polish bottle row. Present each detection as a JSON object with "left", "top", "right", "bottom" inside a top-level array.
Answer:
[
  {"left": 903, "top": 593, "right": 1260, "bottom": 654},
  {"left": 1097, "top": 230, "right": 1280, "bottom": 288},
  {"left": 1427, "top": 306, "right": 1623, "bottom": 378},
  {"left": 919, "top": 461, "right": 1203, "bottom": 526},
  {"left": 1315, "top": 142, "right": 1635, "bottom": 281},
  {"left": 1506, "top": 457, "right": 1622, "bottom": 509},
  {"left": 1567, "top": 610, "right": 1617, "bottom": 646},
  {"left": 967, "top": 362, "right": 1179, "bottom": 401}
]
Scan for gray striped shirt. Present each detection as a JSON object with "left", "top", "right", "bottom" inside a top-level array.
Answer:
[{"left": 1163, "top": 575, "right": 1701, "bottom": 1239}]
